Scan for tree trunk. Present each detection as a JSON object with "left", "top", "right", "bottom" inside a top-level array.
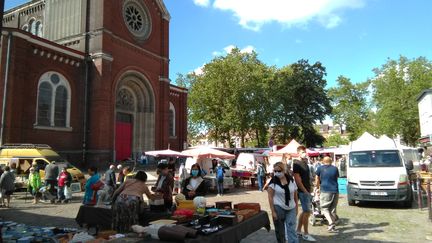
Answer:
[
  {"left": 256, "top": 128, "right": 260, "bottom": 147},
  {"left": 241, "top": 132, "right": 245, "bottom": 148}
]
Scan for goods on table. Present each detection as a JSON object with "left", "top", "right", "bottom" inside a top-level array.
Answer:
[
  {"left": 0, "top": 220, "right": 79, "bottom": 243},
  {"left": 235, "top": 209, "right": 259, "bottom": 221},
  {"left": 215, "top": 201, "right": 232, "bottom": 209},
  {"left": 234, "top": 203, "right": 261, "bottom": 212},
  {"left": 177, "top": 200, "right": 195, "bottom": 210}
]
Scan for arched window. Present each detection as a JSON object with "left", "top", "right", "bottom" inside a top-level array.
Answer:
[
  {"left": 28, "top": 19, "right": 36, "bottom": 35},
  {"left": 22, "top": 25, "right": 28, "bottom": 31},
  {"left": 35, "top": 21, "right": 43, "bottom": 37},
  {"left": 169, "top": 102, "right": 175, "bottom": 137},
  {"left": 36, "top": 72, "right": 71, "bottom": 128},
  {"left": 37, "top": 82, "right": 52, "bottom": 126}
]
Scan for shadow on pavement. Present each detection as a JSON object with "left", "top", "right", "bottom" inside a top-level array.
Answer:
[
  {"left": 356, "top": 201, "right": 411, "bottom": 210},
  {"left": 0, "top": 208, "right": 79, "bottom": 228},
  {"left": 313, "top": 220, "right": 396, "bottom": 243}
]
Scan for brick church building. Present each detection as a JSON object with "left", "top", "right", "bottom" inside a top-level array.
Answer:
[{"left": 0, "top": 0, "right": 188, "bottom": 167}]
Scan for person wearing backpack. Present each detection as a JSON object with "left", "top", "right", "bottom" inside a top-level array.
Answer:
[{"left": 216, "top": 161, "right": 225, "bottom": 196}]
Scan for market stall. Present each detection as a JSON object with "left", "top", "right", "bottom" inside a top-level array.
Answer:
[
  {"left": 111, "top": 211, "right": 270, "bottom": 243},
  {"left": 75, "top": 205, "right": 172, "bottom": 232},
  {"left": 72, "top": 199, "right": 270, "bottom": 243}
]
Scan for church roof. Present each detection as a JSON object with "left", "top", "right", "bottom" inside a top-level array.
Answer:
[{"left": 155, "top": 0, "right": 171, "bottom": 21}]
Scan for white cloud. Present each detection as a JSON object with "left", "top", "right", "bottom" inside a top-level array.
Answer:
[
  {"left": 215, "top": 45, "right": 256, "bottom": 55},
  {"left": 193, "top": 0, "right": 210, "bottom": 7},
  {"left": 240, "top": 45, "right": 255, "bottom": 54},
  {"left": 193, "top": 64, "right": 205, "bottom": 75},
  {"left": 210, "top": 0, "right": 365, "bottom": 31},
  {"left": 319, "top": 14, "right": 342, "bottom": 29},
  {"left": 212, "top": 51, "right": 222, "bottom": 56},
  {"left": 223, "top": 45, "right": 236, "bottom": 54}
]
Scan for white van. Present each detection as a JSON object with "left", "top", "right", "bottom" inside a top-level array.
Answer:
[{"left": 347, "top": 133, "right": 414, "bottom": 207}]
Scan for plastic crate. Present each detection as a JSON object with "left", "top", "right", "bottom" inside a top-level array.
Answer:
[{"left": 338, "top": 178, "right": 347, "bottom": 194}]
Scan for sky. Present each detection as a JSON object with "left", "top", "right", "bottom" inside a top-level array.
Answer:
[{"left": 6, "top": 0, "right": 432, "bottom": 87}]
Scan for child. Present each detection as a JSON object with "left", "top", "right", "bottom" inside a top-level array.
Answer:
[
  {"left": 28, "top": 167, "right": 42, "bottom": 204},
  {"left": 57, "top": 167, "right": 72, "bottom": 203}
]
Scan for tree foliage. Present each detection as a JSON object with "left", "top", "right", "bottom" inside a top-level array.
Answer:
[
  {"left": 371, "top": 56, "right": 432, "bottom": 146},
  {"left": 186, "top": 51, "right": 332, "bottom": 147},
  {"left": 324, "top": 134, "right": 350, "bottom": 147},
  {"left": 328, "top": 76, "right": 371, "bottom": 140},
  {"left": 187, "top": 48, "right": 273, "bottom": 147},
  {"left": 272, "top": 60, "right": 332, "bottom": 146}
]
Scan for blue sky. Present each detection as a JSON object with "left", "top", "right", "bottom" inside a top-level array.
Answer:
[{"left": 6, "top": 0, "right": 432, "bottom": 87}]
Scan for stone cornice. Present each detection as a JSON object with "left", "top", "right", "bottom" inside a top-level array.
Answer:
[
  {"left": 91, "top": 52, "right": 114, "bottom": 62},
  {"left": 154, "top": 0, "right": 171, "bottom": 21},
  {"left": 2, "top": 29, "right": 85, "bottom": 59}
]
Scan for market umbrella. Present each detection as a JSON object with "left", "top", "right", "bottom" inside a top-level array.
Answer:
[
  {"left": 270, "top": 139, "right": 302, "bottom": 155},
  {"left": 145, "top": 149, "right": 191, "bottom": 158},
  {"left": 181, "top": 147, "right": 235, "bottom": 159}
]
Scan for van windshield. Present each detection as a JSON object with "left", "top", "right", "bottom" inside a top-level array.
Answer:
[{"left": 349, "top": 150, "right": 402, "bottom": 167}]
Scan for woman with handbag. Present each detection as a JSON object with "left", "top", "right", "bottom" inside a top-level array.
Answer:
[{"left": 112, "top": 170, "right": 159, "bottom": 233}]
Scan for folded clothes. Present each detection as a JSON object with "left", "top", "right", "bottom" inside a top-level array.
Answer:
[{"left": 158, "top": 225, "right": 197, "bottom": 241}]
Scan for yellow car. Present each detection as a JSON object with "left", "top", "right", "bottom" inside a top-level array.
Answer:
[{"left": 0, "top": 144, "right": 85, "bottom": 190}]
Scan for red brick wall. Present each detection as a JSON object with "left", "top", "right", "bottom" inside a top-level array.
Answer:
[
  {"left": 0, "top": 33, "right": 86, "bottom": 165},
  {"left": 0, "top": 0, "right": 187, "bottom": 168}
]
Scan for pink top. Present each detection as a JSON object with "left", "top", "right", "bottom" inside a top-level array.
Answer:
[{"left": 118, "top": 179, "right": 150, "bottom": 199}]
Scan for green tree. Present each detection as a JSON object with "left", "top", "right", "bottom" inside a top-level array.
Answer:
[
  {"left": 328, "top": 76, "right": 371, "bottom": 140},
  {"left": 272, "top": 60, "right": 332, "bottom": 147},
  {"left": 187, "top": 47, "right": 272, "bottom": 147},
  {"left": 372, "top": 56, "right": 432, "bottom": 145},
  {"left": 175, "top": 73, "right": 201, "bottom": 143},
  {"left": 324, "top": 133, "right": 350, "bottom": 147}
]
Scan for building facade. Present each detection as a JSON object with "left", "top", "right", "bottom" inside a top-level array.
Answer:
[
  {"left": 417, "top": 89, "right": 432, "bottom": 148},
  {"left": 0, "top": 0, "right": 188, "bottom": 168}
]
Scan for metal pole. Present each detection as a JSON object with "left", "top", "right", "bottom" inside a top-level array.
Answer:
[
  {"left": 427, "top": 180, "right": 431, "bottom": 221},
  {"left": 0, "top": 0, "right": 4, "bottom": 33},
  {"left": 418, "top": 178, "right": 423, "bottom": 210},
  {"left": 0, "top": 32, "right": 12, "bottom": 146}
]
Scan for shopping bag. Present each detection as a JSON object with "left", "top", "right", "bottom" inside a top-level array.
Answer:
[{"left": 64, "top": 186, "right": 72, "bottom": 200}]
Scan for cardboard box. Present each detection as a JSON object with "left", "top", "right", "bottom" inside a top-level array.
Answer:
[{"left": 234, "top": 203, "right": 260, "bottom": 212}]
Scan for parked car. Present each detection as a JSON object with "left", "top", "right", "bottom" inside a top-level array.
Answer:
[{"left": 0, "top": 144, "right": 85, "bottom": 190}]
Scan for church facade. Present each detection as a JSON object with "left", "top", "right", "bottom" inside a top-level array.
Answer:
[{"left": 0, "top": 0, "right": 188, "bottom": 167}]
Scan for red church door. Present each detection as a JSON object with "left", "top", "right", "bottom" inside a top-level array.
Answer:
[{"left": 115, "top": 113, "right": 133, "bottom": 161}]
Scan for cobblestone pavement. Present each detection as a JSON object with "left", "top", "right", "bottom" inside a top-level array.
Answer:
[{"left": 1, "top": 183, "right": 431, "bottom": 243}]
